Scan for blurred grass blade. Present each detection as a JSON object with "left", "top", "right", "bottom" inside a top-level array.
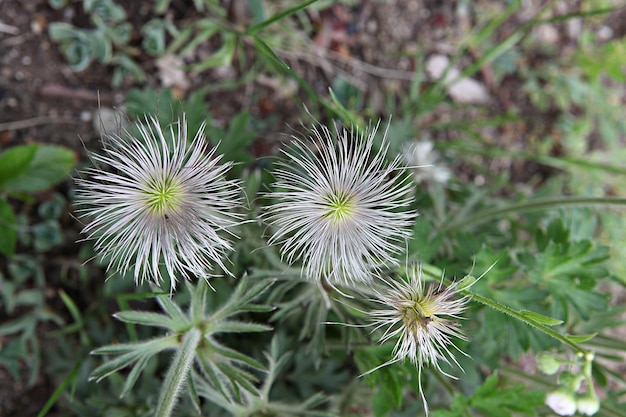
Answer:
[
  {"left": 189, "top": 32, "right": 236, "bottom": 71},
  {"left": 253, "top": 35, "right": 290, "bottom": 70},
  {"left": 37, "top": 360, "right": 80, "bottom": 417},
  {"left": 58, "top": 290, "right": 87, "bottom": 344},
  {"left": 470, "top": 0, "right": 520, "bottom": 47},
  {"left": 543, "top": 6, "right": 624, "bottom": 23},
  {"left": 327, "top": 87, "right": 363, "bottom": 128},
  {"left": 443, "top": 196, "right": 626, "bottom": 232},
  {"left": 246, "top": 0, "right": 318, "bottom": 35},
  {"left": 248, "top": 0, "right": 266, "bottom": 23},
  {"left": 116, "top": 296, "right": 138, "bottom": 342}
]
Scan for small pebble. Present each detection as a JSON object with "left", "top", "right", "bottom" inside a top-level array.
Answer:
[
  {"left": 597, "top": 26, "right": 613, "bottom": 40},
  {"left": 80, "top": 111, "right": 92, "bottom": 122}
]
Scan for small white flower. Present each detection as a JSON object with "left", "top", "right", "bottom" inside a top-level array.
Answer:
[
  {"left": 546, "top": 388, "right": 578, "bottom": 416},
  {"left": 76, "top": 115, "right": 243, "bottom": 290},
  {"left": 367, "top": 265, "right": 470, "bottom": 414},
  {"left": 577, "top": 389, "right": 600, "bottom": 416},
  {"left": 265, "top": 121, "right": 416, "bottom": 286},
  {"left": 402, "top": 140, "right": 451, "bottom": 185}
]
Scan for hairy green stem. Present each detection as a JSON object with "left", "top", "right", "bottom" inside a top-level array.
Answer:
[
  {"left": 469, "top": 293, "right": 588, "bottom": 355},
  {"left": 155, "top": 327, "right": 201, "bottom": 417},
  {"left": 420, "top": 264, "right": 590, "bottom": 356}
]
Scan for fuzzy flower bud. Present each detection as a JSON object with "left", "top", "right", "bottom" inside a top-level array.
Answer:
[
  {"left": 538, "top": 352, "right": 561, "bottom": 375},
  {"left": 367, "top": 265, "right": 470, "bottom": 415},
  {"left": 546, "top": 388, "right": 577, "bottom": 416},
  {"left": 577, "top": 389, "right": 600, "bottom": 416}
]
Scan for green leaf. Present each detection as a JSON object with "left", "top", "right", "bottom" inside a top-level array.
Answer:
[
  {"left": 328, "top": 87, "right": 362, "bottom": 128},
  {"left": 431, "top": 395, "right": 468, "bottom": 417},
  {"left": 141, "top": 19, "right": 167, "bottom": 56},
  {"left": 0, "top": 315, "right": 32, "bottom": 337},
  {"left": 0, "top": 145, "right": 37, "bottom": 186},
  {"left": 38, "top": 193, "right": 67, "bottom": 220},
  {"left": 48, "top": 0, "right": 70, "bottom": 9},
  {"left": 214, "top": 359, "right": 258, "bottom": 395},
  {"left": 472, "top": 374, "right": 545, "bottom": 417},
  {"left": 546, "top": 218, "right": 569, "bottom": 243},
  {"left": 331, "top": 77, "right": 361, "bottom": 111},
  {"left": 212, "top": 276, "right": 273, "bottom": 320},
  {"left": 32, "top": 220, "right": 64, "bottom": 252},
  {"left": 565, "top": 333, "right": 597, "bottom": 343},
  {"left": 372, "top": 387, "right": 394, "bottom": 417},
  {"left": 3, "top": 145, "right": 75, "bottom": 193},
  {"left": 91, "top": 335, "right": 178, "bottom": 355},
  {"left": 252, "top": 35, "right": 290, "bottom": 70},
  {"left": 213, "top": 320, "right": 272, "bottom": 334},
  {"left": 111, "top": 53, "right": 146, "bottom": 86},
  {"left": 212, "top": 343, "right": 265, "bottom": 371},
  {"left": 154, "top": 0, "right": 171, "bottom": 14},
  {"left": 125, "top": 87, "right": 176, "bottom": 121},
  {"left": 36, "top": 360, "right": 81, "bottom": 417},
  {"left": 520, "top": 310, "right": 563, "bottom": 326},
  {"left": 120, "top": 354, "right": 150, "bottom": 398},
  {"left": 0, "top": 199, "right": 17, "bottom": 257},
  {"left": 113, "top": 310, "right": 179, "bottom": 331},
  {"left": 90, "top": 335, "right": 178, "bottom": 381},
  {"left": 90, "top": 350, "right": 145, "bottom": 382},
  {"left": 188, "top": 279, "right": 209, "bottom": 323},
  {"left": 188, "top": 32, "right": 236, "bottom": 71},
  {"left": 434, "top": 374, "right": 545, "bottom": 417},
  {"left": 247, "top": 0, "right": 266, "bottom": 23},
  {"left": 84, "top": 0, "right": 127, "bottom": 23},
  {"left": 58, "top": 290, "right": 83, "bottom": 328},
  {"left": 48, "top": 23, "right": 97, "bottom": 71},
  {"left": 154, "top": 289, "right": 189, "bottom": 324},
  {"left": 548, "top": 279, "right": 609, "bottom": 321}
]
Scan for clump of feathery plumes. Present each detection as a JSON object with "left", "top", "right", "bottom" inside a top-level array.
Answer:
[
  {"left": 367, "top": 265, "right": 471, "bottom": 415},
  {"left": 264, "top": 121, "right": 416, "bottom": 287},
  {"left": 75, "top": 115, "right": 243, "bottom": 291}
]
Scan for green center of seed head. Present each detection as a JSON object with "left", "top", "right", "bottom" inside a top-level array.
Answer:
[
  {"left": 402, "top": 299, "right": 435, "bottom": 334},
  {"left": 324, "top": 191, "right": 356, "bottom": 223},
  {"left": 144, "top": 175, "right": 184, "bottom": 217}
]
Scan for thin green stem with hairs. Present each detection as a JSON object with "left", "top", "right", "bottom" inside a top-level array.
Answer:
[{"left": 419, "top": 264, "right": 592, "bottom": 356}]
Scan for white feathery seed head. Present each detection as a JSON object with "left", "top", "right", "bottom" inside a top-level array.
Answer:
[
  {"left": 367, "top": 265, "right": 471, "bottom": 414},
  {"left": 76, "top": 115, "right": 243, "bottom": 291},
  {"left": 264, "top": 121, "right": 416, "bottom": 287}
]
